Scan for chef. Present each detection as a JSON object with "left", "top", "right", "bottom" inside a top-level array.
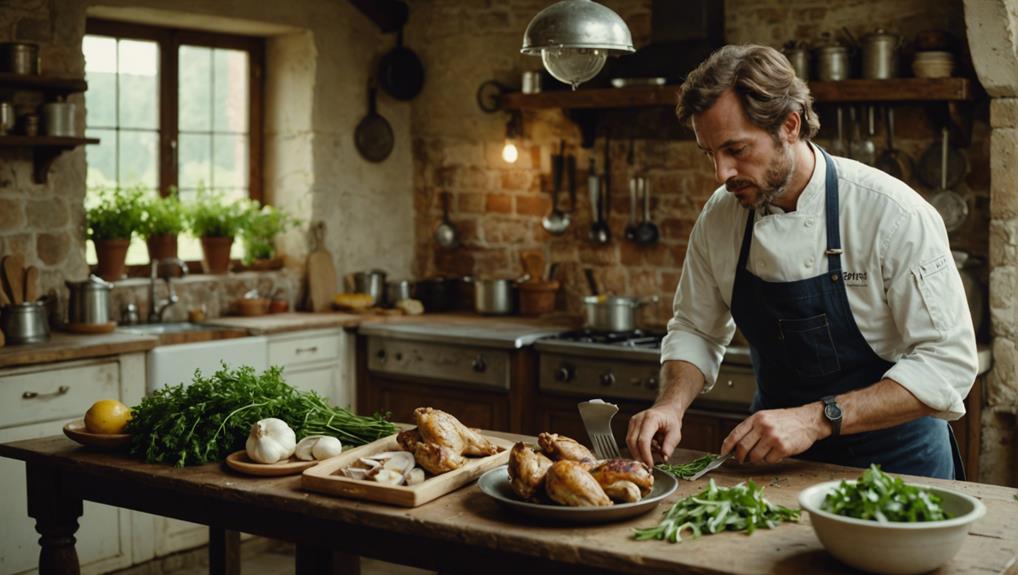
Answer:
[{"left": 626, "top": 44, "right": 978, "bottom": 480}]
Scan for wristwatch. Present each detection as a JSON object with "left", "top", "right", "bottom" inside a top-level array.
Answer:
[{"left": 821, "top": 395, "right": 842, "bottom": 437}]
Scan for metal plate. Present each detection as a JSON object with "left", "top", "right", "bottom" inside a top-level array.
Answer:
[{"left": 477, "top": 465, "right": 677, "bottom": 524}]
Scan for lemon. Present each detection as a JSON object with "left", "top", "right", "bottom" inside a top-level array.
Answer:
[{"left": 84, "top": 399, "right": 132, "bottom": 435}]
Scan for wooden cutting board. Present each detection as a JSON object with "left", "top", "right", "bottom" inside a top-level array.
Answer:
[
  {"left": 306, "top": 222, "right": 337, "bottom": 312},
  {"left": 302, "top": 433, "right": 513, "bottom": 507}
]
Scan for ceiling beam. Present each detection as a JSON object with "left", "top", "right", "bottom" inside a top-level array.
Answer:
[{"left": 347, "top": 0, "right": 408, "bottom": 33}]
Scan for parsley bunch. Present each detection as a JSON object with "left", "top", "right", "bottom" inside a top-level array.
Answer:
[
  {"left": 634, "top": 479, "right": 800, "bottom": 543},
  {"left": 821, "top": 464, "right": 950, "bottom": 522},
  {"left": 126, "top": 364, "right": 396, "bottom": 467}
]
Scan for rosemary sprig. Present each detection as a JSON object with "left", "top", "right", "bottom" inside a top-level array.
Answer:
[{"left": 656, "top": 454, "right": 718, "bottom": 479}]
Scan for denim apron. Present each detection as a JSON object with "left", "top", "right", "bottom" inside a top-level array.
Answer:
[{"left": 729, "top": 148, "right": 961, "bottom": 480}]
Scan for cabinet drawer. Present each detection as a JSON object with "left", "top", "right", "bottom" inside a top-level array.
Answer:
[
  {"left": 0, "top": 360, "right": 120, "bottom": 429},
  {"left": 268, "top": 332, "right": 340, "bottom": 368}
]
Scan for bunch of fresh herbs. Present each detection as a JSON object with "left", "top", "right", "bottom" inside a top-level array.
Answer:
[
  {"left": 657, "top": 454, "right": 718, "bottom": 479},
  {"left": 139, "top": 188, "right": 187, "bottom": 238},
  {"left": 240, "top": 202, "right": 299, "bottom": 263},
  {"left": 634, "top": 479, "right": 800, "bottom": 543},
  {"left": 821, "top": 464, "right": 949, "bottom": 522},
  {"left": 125, "top": 364, "right": 396, "bottom": 467},
  {"left": 187, "top": 185, "right": 250, "bottom": 238},
  {"left": 86, "top": 186, "right": 146, "bottom": 241}
]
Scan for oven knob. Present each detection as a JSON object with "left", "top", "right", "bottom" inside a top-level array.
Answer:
[
  {"left": 395, "top": 352, "right": 403, "bottom": 361},
  {"left": 376, "top": 349, "right": 386, "bottom": 362},
  {"left": 600, "top": 371, "right": 616, "bottom": 387},
  {"left": 555, "top": 364, "right": 575, "bottom": 382},
  {"left": 645, "top": 376, "right": 659, "bottom": 391},
  {"left": 472, "top": 355, "right": 487, "bottom": 373}
]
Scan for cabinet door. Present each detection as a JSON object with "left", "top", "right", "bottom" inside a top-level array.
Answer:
[
  {"left": 371, "top": 376, "right": 509, "bottom": 430},
  {"left": 286, "top": 362, "right": 343, "bottom": 407}
]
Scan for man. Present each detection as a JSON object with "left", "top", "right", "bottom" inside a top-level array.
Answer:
[{"left": 625, "top": 45, "right": 977, "bottom": 480}]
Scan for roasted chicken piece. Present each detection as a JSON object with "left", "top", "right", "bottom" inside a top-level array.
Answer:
[
  {"left": 590, "top": 458, "right": 654, "bottom": 496},
  {"left": 599, "top": 480, "right": 642, "bottom": 503},
  {"left": 396, "top": 428, "right": 422, "bottom": 452},
  {"left": 507, "top": 442, "right": 553, "bottom": 501},
  {"left": 414, "top": 407, "right": 498, "bottom": 456},
  {"left": 413, "top": 442, "right": 466, "bottom": 475},
  {"left": 537, "top": 432, "right": 596, "bottom": 467},
  {"left": 544, "top": 460, "right": 612, "bottom": 507}
]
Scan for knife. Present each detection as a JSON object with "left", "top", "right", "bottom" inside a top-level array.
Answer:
[{"left": 687, "top": 453, "right": 733, "bottom": 481}]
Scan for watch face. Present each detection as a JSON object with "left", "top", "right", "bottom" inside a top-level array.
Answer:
[{"left": 824, "top": 403, "right": 843, "bottom": 420}]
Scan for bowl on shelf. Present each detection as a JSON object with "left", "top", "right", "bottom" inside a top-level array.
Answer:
[
  {"left": 912, "top": 51, "right": 955, "bottom": 78},
  {"left": 798, "top": 480, "right": 985, "bottom": 575}
]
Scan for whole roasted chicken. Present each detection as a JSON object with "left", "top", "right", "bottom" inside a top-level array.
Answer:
[
  {"left": 415, "top": 407, "right": 499, "bottom": 456},
  {"left": 590, "top": 459, "right": 654, "bottom": 503},
  {"left": 544, "top": 460, "right": 612, "bottom": 507},
  {"left": 507, "top": 442, "right": 553, "bottom": 501},
  {"left": 413, "top": 442, "right": 466, "bottom": 475},
  {"left": 537, "top": 432, "right": 596, "bottom": 467}
]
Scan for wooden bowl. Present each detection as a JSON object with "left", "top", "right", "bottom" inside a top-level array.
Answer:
[
  {"left": 235, "top": 298, "right": 270, "bottom": 316},
  {"left": 63, "top": 419, "right": 132, "bottom": 449},
  {"left": 224, "top": 450, "right": 317, "bottom": 477}
]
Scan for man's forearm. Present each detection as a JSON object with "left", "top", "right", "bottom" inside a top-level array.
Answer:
[
  {"left": 655, "top": 360, "right": 708, "bottom": 415},
  {"left": 806, "top": 378, "right": 937, "bottom": 441}
]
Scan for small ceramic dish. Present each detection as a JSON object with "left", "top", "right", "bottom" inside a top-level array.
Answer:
[
  {"left": 225, "top": 450, "right": 317, "bottom": 477},
  {"left": 63, "top": 419, "right": 131, "bottom": 449}
]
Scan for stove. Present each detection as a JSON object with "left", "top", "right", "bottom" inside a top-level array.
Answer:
[{"left": 535, "top": 330, "right": 757, "bottom": 409}]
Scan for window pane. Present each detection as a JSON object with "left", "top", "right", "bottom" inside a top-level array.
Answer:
[
  {"left": 117, "top": 40, "right": 158, "bottom": 130},
  {"left": 179, "top": 45, "right": 211, "bottom": 132},
  {"left": 85, "top": 128, "right": 117, "bottom": 190},
  {"left": 179, "top": 132, "right": 210, "bottom": 189},
  {"left": 119, "top": 130, "right": 159, "bottom": 188},
  {"left": 83, "top": 36, "right": 116, "bottom": 127},
  {"left": 212, "top": 134, "right": 247, "bottom": 188},
  {"left": 213, "top": 49, "right": 248, "bottom": 133}
]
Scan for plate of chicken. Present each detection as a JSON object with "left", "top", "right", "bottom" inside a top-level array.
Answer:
[
  {"left": 477, "top": 433, "right": 678, "bottom": 523},
  {"left": 303, "top": 407, "right": 512, "bottom": 507}
]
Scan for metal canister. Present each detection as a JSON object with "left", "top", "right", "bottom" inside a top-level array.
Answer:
[
  {"left": 814, "top": 45, "right": 850, "bottom": 81},
  {"left": 782, "top": 45, "right": 810, "bottom": 81},
  {"left": 43, "top": 101, "right": 76, "bottom": 137},
  {"left": 0, "top": 102, "right": 13, "bottom": 135},
  {"left": 522, "top": 70, "right": 542, "bottom": 94},
  {"left": 862, "top": 29, "right": 901, "bottom": 79},
  {"left": 1, "top": 301, "right": 50, "bottom": 344},
  {"left": 0, "top": 42, "right": 39, "bottom": 75},
  {"left": 66, "top": 274, "right": 114, "bottom": 325}
]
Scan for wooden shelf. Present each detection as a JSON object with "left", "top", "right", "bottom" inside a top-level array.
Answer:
[
  {"left": 0, "top": 73, "right": 88, "bottom": 94},
  {"left": 502, "top": 78, "right": 973, "bottom": 110},
  {"left": 0, "top": 136, "right": 99, "bottom": 183}
]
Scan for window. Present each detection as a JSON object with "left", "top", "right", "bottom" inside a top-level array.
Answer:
[{"left": 83, "top": 19, "right": 264, "bottom": 268}]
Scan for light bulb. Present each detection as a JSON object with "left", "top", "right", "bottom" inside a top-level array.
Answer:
[
  {"left": 502, "top": 140, "right": 519, "bottom": 163},
  {"left": 541, "top": 47, "right": 607, "bottom": 89}
]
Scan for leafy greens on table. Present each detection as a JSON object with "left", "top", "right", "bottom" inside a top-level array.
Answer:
[
  {"left": 126, "top": 364, "right": 396, "bottom": 466},
  {"left": 821, "top": 464, "right": 950, "bottom": 522},
  {"left": 634, "top": 479, "right": 800, "bottom": 543}
]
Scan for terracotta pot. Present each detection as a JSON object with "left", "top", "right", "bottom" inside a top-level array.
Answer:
[
  {"left": 94, "top": 238, "right": 130, "bottom": 281},
  {"left": 200, "top": 236, "right": 234, "bottom": 274},
  {"left": 146, "top": 234, "right": 178, "bottom": 262}
]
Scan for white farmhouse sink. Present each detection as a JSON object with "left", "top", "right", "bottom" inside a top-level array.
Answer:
[{"left": 145, "top": 334, "right": 268, "bottom": 393}]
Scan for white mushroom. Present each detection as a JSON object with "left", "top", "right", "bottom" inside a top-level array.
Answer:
[
  {"left": 381, "top": 451, "right": 416, "bottom": 474},
  {"left": 340, "top": 467, "right": 371, "bottom": 480},
  {"left": 404, "top": 467, "right": 426, "bottom": 486},
  {"left": 357, "top": 457, "right": 382, "bottom": 470},
  {"left": 373, "top": 468, "right": 406, "bottom": 485}
]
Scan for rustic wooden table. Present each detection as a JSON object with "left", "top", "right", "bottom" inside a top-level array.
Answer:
[{"left": 1, "top": 435, "right": 1016, "bottom": 575}]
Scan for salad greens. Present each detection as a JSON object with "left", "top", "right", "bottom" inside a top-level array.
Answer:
[
  {"left": 126, "top": 364, "right": 396, "bottom": 466},
  {"left": 634, "top": 479, "right": 800, "bottom": 543},
  {"left": 821, "top": 464, "right": 950, "bottom": 522},
  {"left": 657, "top": 454, "right": 718, "bottom": 479}
]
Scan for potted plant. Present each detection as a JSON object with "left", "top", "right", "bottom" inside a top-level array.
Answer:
[
  {"left": 86, "top": 186, "right": 144, "bottom": 281},
  {"left": 187, "top": 187, "right": 248, "bottom": 274},
  {"left": 139, "top": 188, "right": 186, "bottom": 263},
  {"left": 240, "top": 203, "right": 298, "bottom": 270}
]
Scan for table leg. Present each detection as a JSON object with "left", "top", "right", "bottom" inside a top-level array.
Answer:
[
  {"left": 208, "top": 527, "right": 241, "bottom": 575},
  {"left": 26, "top": 464, "right": 83, "bottom": 575},
  {"left": 295, "top": 545, "right": 360, "bottom": 575}
]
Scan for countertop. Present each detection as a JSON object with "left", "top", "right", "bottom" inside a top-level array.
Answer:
[
  {"left": 0, "top": 331, "right": 158, "bottom": 369},
  {"left": 357, "top": 313, "right": 580, "bottom": 349},
  {"left": 203, "top": 311, "right": 363, "bottom": 335}
]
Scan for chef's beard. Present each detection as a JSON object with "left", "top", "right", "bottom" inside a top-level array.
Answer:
[{"left": 726, "top": 139, "right": 796, "bottom": 211}]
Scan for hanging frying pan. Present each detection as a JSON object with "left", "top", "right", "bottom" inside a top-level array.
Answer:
[
  {"left": 355, "top": 84, "right": 393, "bottom": 163},
  {"left": 379, "top": 28, "right": 424, "bottom": 101}
]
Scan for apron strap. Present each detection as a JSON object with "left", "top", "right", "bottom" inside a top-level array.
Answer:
[
  {"left": 737, "top": 210, "right": 754, "bottom": 271},
  {"left": 819, "top": 147, "right": 843, "bottom": 273}
]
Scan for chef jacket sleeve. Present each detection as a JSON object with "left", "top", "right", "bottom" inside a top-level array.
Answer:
[
  {"left": 881, "top": 205, "right": 978, "bottom": 420},
  {"left": 660, "top": 209, "right": 735, "bottom": 392}
]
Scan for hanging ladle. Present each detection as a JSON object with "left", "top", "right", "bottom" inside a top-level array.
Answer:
[
  {"left": 435, "top": 191, "right": 459, "bottom": 248},
  {"left": 542, "top": 140, "right": 570, "bottom": 235},
  {"left": 634, "top": 177, "right": 659, "bottom": 246}
]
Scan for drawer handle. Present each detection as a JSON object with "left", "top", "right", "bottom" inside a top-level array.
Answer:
[
  {"left": 296, "top": 346, "right": 319, "bottom": 354},
  {"left": 23, "top": 385, "right": 70, "bottom": 400}
]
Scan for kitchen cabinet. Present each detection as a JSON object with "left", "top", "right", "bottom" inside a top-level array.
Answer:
[
  {"left": 268, "top": 328, "right": 352, "bottom": 408},
  {"left": 0, "top": 353, "right": 147, "bottom": 575}
]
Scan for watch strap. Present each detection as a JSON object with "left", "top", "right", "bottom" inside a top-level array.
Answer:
[{"left": 822, "top": 395, "right": 842, "bottom": 437}]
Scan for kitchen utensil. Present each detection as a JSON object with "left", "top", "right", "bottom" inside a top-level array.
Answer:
[
  {"left": 849, "top": 106, "right": 876, "bottom": 166},
  {"left": 435, "top": 191, "right": 459, "bottom": 248},
  {"left": 378, "top": 26, "right": 424, "bottom": 101},
  {"left": 306, "top": 221, "right": 337, "bottom": 312},
  {"left": 928, "top": 127, "right": 969, "bottom": 232},
  {"left": 918, "top": 128, "right": 967, "bottom": 190},
  {"left": 353, "top": 269, "right": 388, "bottom": 307},
  {"left": 415, "top": 276, "right": 454, "bottom": 312},
  {"left": 828, "top": 106, "right": 847, "bottom": 157},
  {"left": 583, "top": 268, "right": 599, "bottom": 295},
  {"left": 518, "top": 280, "right": 559, "bottom": 316},
  {"left": 566, "top": 153, "right": 577, "bottom": 213},
  {"left": 814, "top": 43, "right": 850, "bottom": 81},
  {"left": 385, "top": 279, "right": 415, "bottom": 306},
  {"left": 782, "top": 41, "right": 809, "bottom": 80},
  {"left": 634, "top": 177, "right": 660, "bottom": 245},
  {"left": 477, "top": 465, "right": 678, "bottom": 524},
  {"left": 861, "top": 29, "right": 900, "bottom": 79},
  {"left": 355, "top": 83, "right": 394, "bottom": 163},
  {"left": 225, "top": 451, "right": 317, "bottom": 477},
  {"left": 66, "top": 274, "right": 113, "bottom": 325},
  {"left": 577, "top": 399, "right": 621, "bottom": 459},
  {"left": 582, "top": 295, "right": 659, "bottom": 332},
  {"left": 63, "top": 420, "right": 131, "bottom": 449},
  {"left": 521, "top": 251, "right": 545, "bottom": 281},
  {"left": 474, "top": 275, "right": 529, "bottom": 315},
  {"left": 625, "top": 176, "right": 639, "bottom": 241},
  {"left": 588, "top": 159, "right": 610, "bottom": 245},
  {"left": 687, "top": 452, "right": 733, "bottom": 481},
  {"left": 42, "top": 101, "right": 76, "bottom": 137},
  {"left": 0, "top": 101, "right": 13, "bottom": 135},
  {"left": 522, "top": 70, "right": 542, "bottom": 94},
  {"left": 0, "top": 42, "right": 39, "bottom": 75},
  {"left": 1, "top": 301, "right": 49, "bottom": 344},
  {"left": 23, "top": 265, "right": 38, "bottom": 303},
  {"left": 3, "top": 254, "right": 24, "bottom": 305},
  {"left": 543, "top": 141, "right": 570, "bottom": 235},
  {"left": 874, "top": 107, "right": 912, "bottom": 180},
  {"left": 0, "top": 277, "right": 8, "bottom": 306}
]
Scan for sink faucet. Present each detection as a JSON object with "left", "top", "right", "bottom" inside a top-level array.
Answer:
[{"left": 148, "top": 258, "right": 189, "bottom": 323}]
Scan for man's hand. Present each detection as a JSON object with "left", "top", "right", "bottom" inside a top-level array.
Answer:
[
  {"left": 626, "top": 404, "right": 684, "bottom": 467},
  {"left": 720, "top": 403, "right": 829, "bottom": 464}
]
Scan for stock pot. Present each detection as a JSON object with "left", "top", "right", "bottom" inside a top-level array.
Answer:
[{"left": 582, "top": 295, "right": 659, "bottom": 332}]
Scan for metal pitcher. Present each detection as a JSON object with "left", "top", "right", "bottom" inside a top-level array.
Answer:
[
  {"left": 862, "top": 29, "right": 901, "bottom": 79},
  {"left": 66, "top": 274, "right": 114, "bottom": 325}
]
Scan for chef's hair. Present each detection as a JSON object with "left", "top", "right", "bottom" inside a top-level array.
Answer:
[{"left": 677, "top": 44, "right": 820, "bottom": 141}]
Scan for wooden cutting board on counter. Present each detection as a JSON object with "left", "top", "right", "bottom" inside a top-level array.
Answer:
[{"left": 306, "top": 222, "right": 337, "bottom": 312}]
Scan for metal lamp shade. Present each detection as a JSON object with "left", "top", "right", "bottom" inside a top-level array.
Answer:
[{"left": 521, "top": 0, "right": 635, "bottom": 55}]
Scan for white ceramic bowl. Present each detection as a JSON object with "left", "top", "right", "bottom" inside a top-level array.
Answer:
[
  {"left": 799, "top": 480, "right": 986, "bottom": 575},
  {"left": 913, "top": 60, "right": 954, "bottom": 78}
]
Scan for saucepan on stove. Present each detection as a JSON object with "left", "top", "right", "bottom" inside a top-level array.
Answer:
[
  {"left": 474, "top": 275, "right": 530, "bottom": 316},
  {"left": 583, "top": 295, "right": 660, "bottom": 332}
]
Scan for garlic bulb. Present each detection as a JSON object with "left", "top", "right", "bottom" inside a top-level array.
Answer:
[
  {"left": 295, "top": 435, "right": 325, "bottom": 461},
  {"left": 311, "top": 436, "right": 343, "bottom": 460},
  {"left": 245, "top": 418, "right": 296, "bottom": 464}
]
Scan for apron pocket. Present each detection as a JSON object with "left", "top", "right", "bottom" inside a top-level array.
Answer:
[{"left": 778, "top": 314, "right": 841, "bottom": 378}]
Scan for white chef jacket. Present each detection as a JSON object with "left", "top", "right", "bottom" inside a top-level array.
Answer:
[{"left": 660, "top": 143, "right": 978, "bottom": 420}]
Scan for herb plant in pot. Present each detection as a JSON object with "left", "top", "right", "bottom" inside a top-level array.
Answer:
[
  {"left": 240, "top": 203, "right": 298, "bottom": 271},
  {"left": 86, "top": 186, "right": 144, "bottom": 281},
  {"left": 139, "top": 188, "right": 186, "bottom": 263},
  {"left": 187, "top": 188, "right": 248, "bottom": 275}
]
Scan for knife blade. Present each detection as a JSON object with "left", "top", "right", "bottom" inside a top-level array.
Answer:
[{"left": 687, "top": 453, "right": 733, "bottom": 481}]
